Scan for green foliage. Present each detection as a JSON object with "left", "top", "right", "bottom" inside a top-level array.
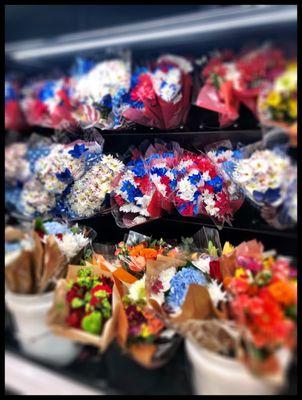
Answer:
[
  {"left": 71, "top": 297, "right": 84, "bottom": 309},
  {"left": 34, "top": 217, "right": 46, "bottom": 233}
]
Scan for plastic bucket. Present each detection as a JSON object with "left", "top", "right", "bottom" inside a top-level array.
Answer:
[
  {"left": 5, "top": 290, "right": 80, "bottom": 366},
  {"left": 185, "top": 339, "right": 286, "bottom": 395}
]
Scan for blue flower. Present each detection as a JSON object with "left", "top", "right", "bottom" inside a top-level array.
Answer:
[
  {"left": 207, "top": 176, "right": 223, "bottom": 193},
  {"left": 56, "top": 168, "right": 72, "bottom": 183},
  {"left": 101, "top": 94, "right": 112, "bottom": 110},
  {"left": 150, "top": 166, "right": 167, "bottom": 177},
  {"left": 127, "top": 159, "right": 146, "bottom": 177},
  {"left": 253, "top": 188, "right": 280, "bottom": 204},
  {"left": 43, "top": 221, "right": 71, "bottom": 235},
  {"left": 216, "top": 147, "right": 229, "bottom": 154},
  {"left": 68, "top": 144, "right": 88, "bottom": 159},
  {"left": 5, "top": 84, "right": 17, "bottom": 101},
  {"left": 232, "top": 150, "right": 243, "bottom": 160},
  {"left": 73, "top": 58, "right": 95, "bottom": 76},
  {"left": 170, "top": 179, "right": 177, "bottom": 191},
  {"left": 120, "top": 180, "right": 143, "bottom": 202},
  {"left": 189, "top": 173, "right": 202, "bottom": 185},
  {"left": 162, "top": 152, "right": 174, "bottom": 158},
  {"left": 166, "top": 267, "right": 207, "bottom": 311},
  {"left": 38, "top": 81, "right": 56, "bottom": 102}
]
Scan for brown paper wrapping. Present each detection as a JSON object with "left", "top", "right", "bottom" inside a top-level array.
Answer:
[
  {"left": 47, "top": 264, "right": 120, "bottom": 351},
  {"left": 5, "top": 227, "right": 26, "bottom": 242},
  {"left": 5, "top": 250, "right": 34, "bottom": 294}
]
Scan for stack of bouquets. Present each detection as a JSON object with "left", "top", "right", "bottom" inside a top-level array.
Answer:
[
  {"left": 177, "top": 239, "right": 297, "bottom": 379},
  {"left": 71, "top": 57, "right": 131, "bottom": 130},
  {"left": 223, "top": 142, "right": 297, "bottom": 229},
  {"left": 172, "top": 150, "right": 233, "bottom": 227},
  {"left": 48, "top": 264, "right": 120, "bottom": 350},
  {"left": 5, "top": 219, "right": 93, "bottom": 294},
  {"left": 111, "top": 146, "right": 167, "bottom": 228},
  {"left": 196, "top": 45, "right": 286, "bottom": 126},
  {"left": 21, "top": 78, "right": 77, "bottom": 130},
  {"left": 5, "top": 79, "right": 28, "bottom": 132},
  {"left": 258, "top": 61, "right": 297, "bottom": 145},
  {"left": 122, "top": 55, "right": 192, "bottom": 130}
]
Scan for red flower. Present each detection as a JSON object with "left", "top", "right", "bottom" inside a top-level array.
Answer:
[
  {"left": 151, "top": 279, "right": 163, "bottom": 295},
  {"left": 91, "top": 283, "right": 112, "bottom": 296},
  {"left": 56, "top": 233, "right": 63, "bottom": 241},
  {"left": 209, "top": 260, "right": 222, "bottom": 281},
  {"left": 65, "top": 310, "right": 83, "bottom": 329}
]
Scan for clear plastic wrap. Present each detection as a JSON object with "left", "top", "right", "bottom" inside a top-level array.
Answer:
[{"left": 5, "top": 79, "right": 28, "bottom": 132}]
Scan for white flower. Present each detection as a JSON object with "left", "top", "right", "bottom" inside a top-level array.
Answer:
[
  {"left": 207, "top": 280, "right": 227, "bottom": 307},
  {"left": 177, "top": 178, "right": 196, "bottom": 201},
  {"left": 132, "top": 216, "right": 147, "bottom": 225},
  {"left": 205, "top": 204, "right": 220, "bottom": 217},
  {"left": 55, "top": 232, "right": 89, "bottom": 261},
  {"left": 192, "top": 257, "right": 211, "bottom": 274},
  {"left": 151, "top": 175, "right": 167, "bottom": 197},
  {"left": 202, "top": 170, "right": 211, "bottom": 182},
  {"left": 128, "top": 276, "right": 146, "bottom": 302},
  {"left": 135, "top": 194, "right": 152, "bottom": 210},
  {"left": 159, "top": 267, "right": 177, "bottom": 291}
]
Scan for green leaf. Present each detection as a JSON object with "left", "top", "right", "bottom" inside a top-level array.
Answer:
[
  {"left": 208, "top": 241, "right": 218, "bottom": 258},
  {"left": 34, "top": 217, "right": 46, "bottom": 233},
  {"left": 81, "top": 311, "right": 102, "bottom": 335}
]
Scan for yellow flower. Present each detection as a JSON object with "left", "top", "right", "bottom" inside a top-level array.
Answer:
[
  {"left": 222, "top": 241, "right": 234, "bottom": 255},
  {"left": 289, "top": 99, "right": 297, "bottom": 119},
  {"left": 266, "top": 91, "right": 281, "bottom": 107},
  {"left": 275, "top": 63, "right": 297, "bottom": 92},
  {"left": 263, "top": 256, "right": 275, "bottom": 269},
  {"left": 141, "top": 324, "right": 150, "bottom": 338},
  {"left": 235, "top": 268, "right": 246, "bottom": 278}
]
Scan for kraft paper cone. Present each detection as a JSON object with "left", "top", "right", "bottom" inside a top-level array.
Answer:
[
  {"left": 48, "top": 264, "right": 120, "bottom": 351},
  {"left": 5, "top": 250, "right": 34, "bottom": 294},
  {"left": 5, "top": 227, "right": 26, "bottom": 242},
  {"left": 38, "top": 236, "right": 67, "bottom": 294}
]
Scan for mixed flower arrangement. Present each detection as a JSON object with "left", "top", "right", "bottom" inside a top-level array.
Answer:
[
  {"left": 5, "top": 79, "right": 28, "bottom": 132},
  {"left": 196, "top": 45, "right": 286, "bottom": 126}
]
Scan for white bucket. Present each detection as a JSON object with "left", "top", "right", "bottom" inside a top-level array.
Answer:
[
  {"left": 185, "top": 339, "right": 287, "bottom": 395},
  {"left": 5, "top": 290, "right": 80, "bottom": 366}
]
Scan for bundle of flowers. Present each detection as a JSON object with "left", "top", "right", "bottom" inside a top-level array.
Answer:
[
  {"left": 5, "top": 142, "right": 31, "bottom": 186},
  {"left": 111, "top": 148, "right": 166, "bottom": 228},
  {"left": 71, "top": 58, "right": 131, "bottom": 130},
  {"left": 17, "top": 136, "right": 105, "bottom": 219},
  {"left": 116, "top": 276, "right": 180, "bottom": 368},
  {"left": 196, "top": 45, "right": 285, "bottom": 126},
  {"left": 175, "top": 239, "right": 297, "bottom": 378},
  {"left": 48, "top": 265, "right": 120, "bottom": 350},
  {"left": 144, "top": 141, "right": 183, "bottom": 211},
  {"left": 5, "top": 220, "right": 92, "bottom": 294},
  {"left": 205, "top": 141, "right": 245, "bottom": 213},
  {"left": 226, "top": 147, "right": 297, "bottom": 228},
  {"left": 172, "top": 151, "right": 233, "bottom": 226},
  {"left": 258, "top": 61, "right": 297, "bottom": 143},
  {"left": 114, "top": 231, "right": 176, "bottom": 279},
  {"left": 5, "top": 80, "right": 28, "bottom": 132},
  {"left": 21, "top": 78, "right": 77, "bottom": 130},
  {"left": 64, "top": 154, "right": 124, "bottom": 219},
  {"left": 122, "top": 55, "right": 192, "bottom": 130}
]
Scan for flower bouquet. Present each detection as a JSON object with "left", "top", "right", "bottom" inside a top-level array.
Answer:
[
  {"left": 196, "top": 45, "right": 285, "bottom": 127},
  {"left": 144, "top": 140, "right": 183, "bottom": 212},
  {"left": 258, "top": 61, "right": 297, "bottom": 146},
  {"left": 115, "top": 276, "right": 180, "bottom": 368},
  {"left": 111, "top": 146, "right": 167, "bottom": 228},
  {"left": 172, "top": 150, "right": 233, "bottom": 227},
  {"left": 225, "top": 144, "right": 297, "bottom": 229},
  {"left": 176, "top": 240, "right": 297, "bottom": 395},
  {"left": 71, "top": 57, "right": 131, "bottom": 130},
  {"left": 5, "top": 79, "right": 28, "bottom": 132},
  {"left": 114, "top": 231, "right": 177, "bottom": 280},
  {"left": 122, "top": 54, "right": 192, "bottom": 130},
  {"left": 21, "top": 78, "right": 77, "bottom": 131},
  {"left": 205, "top": 140, "right": 245, "bottom": 214},
  {"left": 47, "top": 264, "right": 120, "bottom": 351}
]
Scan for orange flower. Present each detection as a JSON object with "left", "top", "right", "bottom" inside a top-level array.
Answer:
[
  {"left": 143, "top": 308, "right": 165, "bottom": 335},
  {"left": 129, "top": 244, "right": 146, "bottom": 257},
  {"left": 268, "top": 280, "right": 296, "bottom": 306},
  {"left": 140, "top": 248, "right": 158, "bottom": 260}
]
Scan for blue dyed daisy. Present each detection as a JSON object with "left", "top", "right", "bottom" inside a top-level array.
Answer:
[
  {"left": 207, "top": 176, "right": 223, "bottom": 193},
  {"left": 68, "top": 144, "right": 88, "bottom": 159},
  {"left": 120, "top": 180, "right": 143, "bottom": 203},
  {"left": 166, "top": 266, "right": 207, "bottom": 311}
]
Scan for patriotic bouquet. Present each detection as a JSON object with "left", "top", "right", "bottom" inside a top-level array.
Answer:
[
  {"left": 172, "top": 151, "right": 233, "bottom": 226},
  {"left": 205, "top": 141, "right": 245, "bottom": 214},
  {"left": 122, "top": 54, "right": 192, "bottom": 130},
  {"left": 71, "top": 57, "right": 131, "bottom": 130},
  {"left": 225, "top": 144, "right": 297, "bottom": 229},
  {"left": 5, "top": 79, "right": 28, "bottom": 132},
  {"left": 111, "top": 146, "right": 166, "bottom": 228},
  {"left": 144, "top": 141, "right": 183, "bottom": 212},
  {"left": 258, "top": 61, "right": 297, "bottom": 146},
  {"left": 21, "top": 78, "right": 77, "bottom": 130},
  {"left": 196, "top": 45, "right": 286, "bottom": 127}
]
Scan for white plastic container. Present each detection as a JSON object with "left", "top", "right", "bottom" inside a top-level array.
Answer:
[
  {"left": 5, "top": 290, "right": 80, "bottom": 366},
  {"left": 185, "top": 339, "right": 288, "bottom": 395}
]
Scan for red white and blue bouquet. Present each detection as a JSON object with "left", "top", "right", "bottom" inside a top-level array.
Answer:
[{"left": 5, "top": 79, "right": 28, "bottom": 132}]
